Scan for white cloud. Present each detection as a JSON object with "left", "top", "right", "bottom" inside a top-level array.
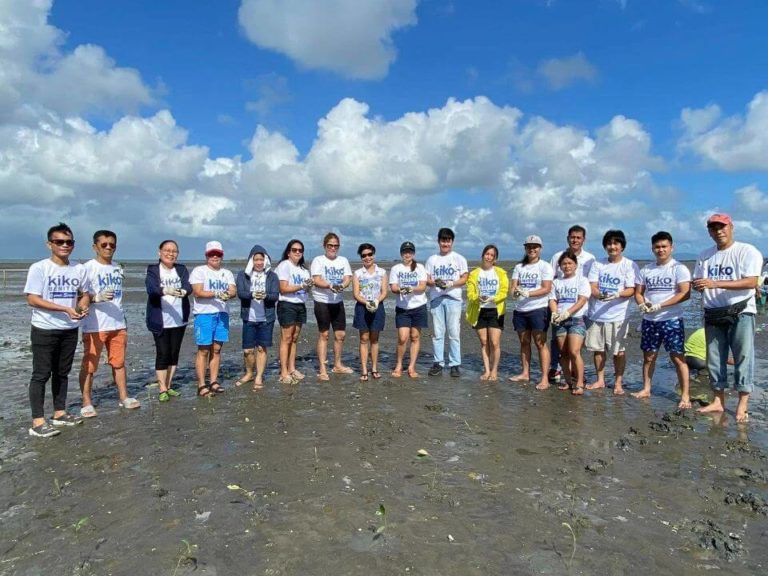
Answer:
[
  {"left": 678, "top": 90, "right": 768, "bottom": 170},
  {"left": 237, "top": 0, "right": 418, "bottom": 79},
  {"left": 734, "top": 184, "right": 768, "bottom": 213},
  {"left": 536, "top": 52, "right": 598, "bottom": 90}
]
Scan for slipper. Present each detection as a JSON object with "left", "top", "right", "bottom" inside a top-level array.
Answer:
[
  {"left": 234, "top": 378, "right": 252, "bottom": 387},
  {"left": 360, "top": 373, "right": 369, "bottom": 382},
  {"left": 197, "top": 384, "right": 213, "bottom": 397},
  {"left": 291, "top": 370, "right": 306, "bottom": 381},
  {"left": 159, "top": 391, "right": 170, "bottom": 402},
  {"left": 278, "top": 375, "right": 295, "bottom": 385},
  {"left": 252, "top": 381, "right": 264, "bottom": 390},
  {"left": 332, "top": 366, "right": 354, "bottom": 374},
  {"left": 209, "top": 381, "right": 225, "bottom": 394},
  {"left": 371, "top": 371, "right": 381, "bottom": 380},
  {"left": 80, "top": 405, "right": 97, "bottom": 418},
  {"left": 408, "top": 369, "right": 420, "bottom": 379},
  {"left": 318, "top": 373, "right": 330, "bottom": 381},
  {"left": 166, "top": 388, "right": 181, "bottom": 397},
  {"left": 118, "top": 397, "right": 141, "bottom": 409}
]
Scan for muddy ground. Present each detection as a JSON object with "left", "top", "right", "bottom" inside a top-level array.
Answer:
[{"left": 0, "top": 283, "right": 767, "bottom": 575}]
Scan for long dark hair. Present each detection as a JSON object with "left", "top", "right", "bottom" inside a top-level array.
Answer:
[{"left": 280, "top": 239, "right": 306, "bottom": 268}]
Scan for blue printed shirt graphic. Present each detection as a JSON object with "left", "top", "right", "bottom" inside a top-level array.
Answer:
[
  {"left": 638, "top": 259, "right": 691, "bottom": 321},
  {"left": 24, "top": 258, "right": 88, "bottom": 330},
  {"left": 511, "top": 260, "right": 553, "bottom": 312},
  {"left": 390, "top": 263, "right": 428, "bottom": 310},
  {"left": 587, "top": 257, "right": 639, "bottom": 322},
  {"left": 355, "top": 266, "right": 386, "bottom": 302},
  {"left": 550, "top": 276, "right": 591, "bottom": 318},
  {"left": 311, "top": 255, "right": 352, "bottom": 304},
  {"left": 426, "top": 252, "right": 468, "bottom": 302},
  {"left": 190, "top": 264, "right": 235, "bottom": 315},
  {"left": 82, "top": 259, "right": 127, "bottom": 333},
  {"left": 694, "top": 241, "right": 763, "bottom": 314},
  {"left": 275, "top": 260, "right": 310, "bottom": 304}
]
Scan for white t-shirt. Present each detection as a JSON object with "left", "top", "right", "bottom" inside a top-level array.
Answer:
[
  {"left": 81, "top": 260, "right": 126, "bottom": 333},
  {"left": 426, "top": 252, "right": 468, "bottom": 302},
  {"left": 478, "top": 268, "right": 500, "bottom": 309},
  {"left": 587, "top": 257, "right": 639, "bottom": 322},
  {"left": 355, "top": 265, "right": 387, "bottom": 302},
  {"left": 550, "top": 276, "right": 591, "bottom": 318},
  {"left": 190, "top": 265, "right": 235, "bottom": 315},
  {"left": 247, "top": 271, "right": 268, "bottom": 322},
  {"left": 694, "top": 241, "right": 763, "bottom": 314},
  {"left": 638, "top": 259, "right": 691, "bottom": 322},
  {"left": 389, "top": 263, "right": 428, "bottom": 310},
  {"left": 159, "top": 265, "right": 186, "bottom": 328},
  {"left": 275, "top": 260, "right": 310, "bottom": 304},
  {"left": 311, "top": 255, "right": 352, "bottom": 304},
  {"left": 24, "top": 259, "right": 88, "bottom": 330},
  {"left": 550, "top": 249, "right": 595, "bottom": 279},
  {"left": 511, "top": 260, "right": 554, "bottom": 312}
]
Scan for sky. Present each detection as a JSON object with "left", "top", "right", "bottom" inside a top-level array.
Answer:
[{"left": 1, "top": 0, "right": 767, "bottom": 262}]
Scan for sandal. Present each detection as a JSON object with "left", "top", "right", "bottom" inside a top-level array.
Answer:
[
  {"left": 290, "top": 370, "right": 306, "bottom": 381},
  {"left": 318, "top": 373, "right": 330, "bottom": 381},
  {"left": 360, "top": 373, "right": 369, "bottom": 382},
  {"left": 278, "top": 375, "right": 295, "bottom": 385},
  {"left": 572, "top": 386, "right": 585, "bottom": 396},
  {"left": 209, "top": 381, "right": 225, "bottom": 394},
  {"left": 371, "top": 371, "right": 381, "bottom": 380},
  {"left": 331, "top": 366, "right": 353, "bottom": 374},
  {"left": 197, "top": 384, "right": 213, "bottom": 397},
  {"left": 159, "top": 391, "right": 170, "bottom": 402},
  {"left": 252, "top": 381, "right": 264, "bottom": 390}
]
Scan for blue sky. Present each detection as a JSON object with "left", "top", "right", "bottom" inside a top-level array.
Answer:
[{"left": 2, "top": 0, "right": 767, "bottom": 261}]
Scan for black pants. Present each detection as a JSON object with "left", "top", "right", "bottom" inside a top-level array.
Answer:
[
  {"left": 153, "top": 326, "right": 186, "bottom": 370},
  {"left": 685, "top": 355, "right": 707, "bottom": 373},
  {"left": 29, "top": 326, "right": 79, "bottom": 419}
]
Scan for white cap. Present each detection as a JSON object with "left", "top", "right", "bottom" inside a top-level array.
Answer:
[
  {"left": 205, "top": 241, "right": 223, "bottom": 255},
  {"left": 523, "top": 235, "right": 542, "bottom": 246}
]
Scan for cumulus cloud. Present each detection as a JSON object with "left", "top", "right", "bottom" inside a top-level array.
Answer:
[
  {"left": 678, "top": 90, "right": 768, "bottom": 170},
  {"left": 238, "top": 0, "right": 418, "bottom": 79},
  {"left": 536, "top": 52, "right": 598, "bottom": 90}
]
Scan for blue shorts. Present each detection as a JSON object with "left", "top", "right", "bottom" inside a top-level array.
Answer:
[
  {"left": 353, "top": 302, "right": 385, "bottom": 332},
  {"left": 242, "top": 320, "right": 275, "bottom": 349},
  {"left": 641, "top": 318, "right": 685, "bottom": 354},
  {"left": 194, "top": 312, "right": 229, "bottom": 346},
  {"left": 553, "top": 316, "right": 586, "bottom": 339},
  {"left": 277, "top": 301, "right": 306, "bottom": 326},
  {"left": 512, "top": 307, "right": 550, "bottom": 333},
  {"left": 395, "top": 304, "right": 428, "bottom": 329}
]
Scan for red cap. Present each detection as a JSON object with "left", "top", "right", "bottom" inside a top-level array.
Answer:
[{"left": 706, "top": 213, "right": 732, "bottom": 226}]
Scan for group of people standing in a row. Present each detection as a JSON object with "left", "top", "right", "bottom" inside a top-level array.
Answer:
[{"left": 23, "top": 214, "right": 760, "bottom": 437}]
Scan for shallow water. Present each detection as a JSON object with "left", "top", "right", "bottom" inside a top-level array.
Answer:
[{"left": 0, "top": 263, "right": 766, "bottom": 575}]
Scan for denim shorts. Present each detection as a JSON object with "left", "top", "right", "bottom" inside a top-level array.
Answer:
[
  {"left": 242, "top": 320, "right": 275, "bottom": 349},
  {"left": 395, "top": 304, "right": 428, "bottom": 329},
  {"left": 512, "top": 307, "right": 550, "bottom": 333},
  {"left": 194, "top": 312, "right": 229, "bottom": 346},
  {"left": 553, "top": 316, "right": 586, "bottom": 339}
]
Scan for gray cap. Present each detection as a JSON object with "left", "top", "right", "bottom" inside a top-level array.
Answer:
[{"left": 523, "top": 235, "right": 542, "bottom": 246}]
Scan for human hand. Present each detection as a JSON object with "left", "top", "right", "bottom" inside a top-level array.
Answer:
[
  {"left": 93, "top": 288, "right": 115, "bottom": 303},
  {"left": 399, "top": 286, "right": 413, "bottom": 296},
  {"left": 331, "top": 283, "right": 345, "bottom": 294},
  {"left": 365, "top": 300, "right": 379, "bottom": 313},
  {"left": 479, "top": 295, "right": 491, "bottom": 304},
  {"left": 252, "top": 290, "right": 266, "bottom": 301},
  {"left": 178, "top": 289, "right": 187, "bottom": 297},
  {"left": 302, "top": 279, "right": 314, "bottom": 289},
  {"left": 646, "top": 302, "right": 661, "bottom": 313},
  {"left": 513, "top": 287, "right": 529, "bottom": 299},
  {"left": 215, "top": 291, "right": 231, "bottom": 301},
  {"left": 68, "top": 306, "right": 87, "bottom": 320},
  {"left": 434, "top": 278, "right": 447, "bottom": 289},
  {"left": 558, "top": 309, "right": 571, "bottom": 322},
  {"left": 599, "top": 291, "right": 619, "bottom": 302},
  {"left": 550, "top": 312, "right": 562, "bottom": 325}
]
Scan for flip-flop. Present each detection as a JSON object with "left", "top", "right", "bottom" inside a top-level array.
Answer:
[
  {"left": 209, "top": 381, "right": 225, "bottom": 394},
  {"left": 252, "top": 382, "right": 264, "bottom": 391},
  {"left": 80, "top": 405, "right": 97, "bottom": 418},
  {"left": 371, "top": 371, "right": 381, "bottom": 380},
  {"left": 360, "top": 373, "right": 369, "bottom": 382},
  {"left": 331, "top": 366, "right": 354, "bottom": 374},
  {"left": 197, "top": 384, "right": 213, "bottom": 397},
  {"left": 318, "top": 373, "right": 330, "bottom": 381}
]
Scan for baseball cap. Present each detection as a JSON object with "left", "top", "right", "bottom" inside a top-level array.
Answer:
[
  {"left": 706, "top": 213, "right": 732, "bottom": 227},
  {"left": 205, "top": 240, "right": 224, "bottom": 256},
  {"left": 523, "top": 235, "right": 542, "bottom": 246},
  {"left": 400, "top": 241, "right": 416, "bottom": 253}
]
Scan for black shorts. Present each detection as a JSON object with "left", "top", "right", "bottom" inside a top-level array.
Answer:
[
  {"left": 474, "top": 308, "right": 504, "bottom": 330},
  {"left": 314, "top": 301, "right": 346, "bottom": 332},
  {"left": 277, "top": 301, "right": 307, "bottom": 326}
]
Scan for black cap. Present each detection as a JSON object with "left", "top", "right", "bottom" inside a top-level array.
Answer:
[{"left": 400, "top": 241, "right": 415, "bottom": 253}]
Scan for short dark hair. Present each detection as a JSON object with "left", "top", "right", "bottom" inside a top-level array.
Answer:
[
  {"left": 558, "top": 249, "right": 579, "bottom": 267},
  {"left": 47, "top": 222, "right": 73, "bottom": 241},
  {"left": 651, "top": 231, "right": 673, "bottom": 245},
  {"left": 602, "top": 229, "right": 626, "bottom": 249},
  {"left": 93, "top": 229, "right": 117, "bottom": 244},
  {"left": 568, "top": 225, "right": 586, "bottom": 237},
  {"left": 159, "top": 239, "right": 178, "bottom": 250},
  {"left": 357, "top": 243, "right": 375, "bottom": 257},
  {"left": 437, "top": 227, "right": 455, "bottom": 241}
]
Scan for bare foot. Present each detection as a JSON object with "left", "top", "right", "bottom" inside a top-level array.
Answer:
[
  {"left": 677, "top": 398, "right": 692, "bottom": 410},
  {"left": 571, "top": 387, "right": 584, "bottom": 396},
  {"left": 487, "top": 375, "right": 498, "bottom": 382},
  {"left": 736, "top": 409, "right": 749, "bottom": 423},
  {"left": 480, "top": 373, "right": 490, "bottom": 381},
  {"left": 391, "top": 368, "right": 402, "bottom": 378},
  {"left": 557, "top": 382, "right": 570, "bottom": 391},
  {"left": 408, "top": 368, "right": 420, "bottom": 378},
  {"left": 535, "top": 381, "right": 550, "bottom": 390},
  {"left": 631, "top": 389, "right": 651, "bottom": 399},
  {"left": 509, "top": 374, "right": 530, "bottom": 382},
  {"left": 613, "top": 386, "right": 625, "bottom": 396},
  {"left": 317, "top": 372, "right": 330, "bottom": 382},
  {"left": 585, "top": 380, "right": 605, "bottom": 390},
  {"left": 698, "top": 399, "right": 725, "bottom": 414}
]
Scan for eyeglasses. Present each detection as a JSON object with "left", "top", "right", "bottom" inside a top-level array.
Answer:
[
  {"left": 290, "top": 247, "right": 304, "bottom": 253},
  {"left": 50, "top": 239, "right": 75, "bottom": 247},
  {"left": 325, "top": 244, "right": 339, "bottom": 249},
  {"left": 99, "top": 242, "right": 116, "bottom": 249},
  {"left": 360, "top": 252, "right": 374, "bottom": 258}
]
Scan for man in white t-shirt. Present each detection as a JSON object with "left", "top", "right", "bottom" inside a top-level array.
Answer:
[
  {"left": 78, "top": 230, "right": 140, "bottom": 418},
  {"left": 190, "top": 241, "right": 236, "bottom": 396},
  {"left": 548, "top": 225, "right": 596, "bottom": 382},
  {"left": 585, "top": 229, "right": 638, "bottom": 395},
  {"left": 24, "top": 223, "right": 89, "bottom": 437},
  {"left": 426, "top": 228, "right": 469, "bottom": 377},
  {"left": 693, "top": 213, "right": 763, "bottom": 423},
  {"left": 631, "top": 231, "right": 691, "bottom": 408}
]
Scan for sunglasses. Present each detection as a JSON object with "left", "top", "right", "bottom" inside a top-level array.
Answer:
[
  {"left": 325, "top": 244, "right": 340, "bottom": 249},
  {"left": 99, "top": 242, "right": 116, "bottom": 249},
  {"left": 360, "top": 252, "right": 374, "bottom": 258},
  {"left": 290, "top": 247, "right": 304, "bottom": 253},
  {"left": 206, "top": 251, "right": 223, "bottom": 258},
  {"left": 50, "top": 239, "right": 75, "bottom": 247}
]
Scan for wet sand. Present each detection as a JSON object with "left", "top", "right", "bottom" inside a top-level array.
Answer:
[{"left": 1, "top": 283, "right": 767, "bottom": 575}]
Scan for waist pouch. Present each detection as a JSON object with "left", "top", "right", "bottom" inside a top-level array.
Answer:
[{"left": 704, "top": 298, "right": 749, "bottom": 327}]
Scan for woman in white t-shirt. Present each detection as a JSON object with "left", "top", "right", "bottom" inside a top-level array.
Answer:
[
  {"left": 389, "top": 241, "right": 428, "bottom": 378},
  {"left": 275, "top": 239, "right": 312, "bottom": 385},
  {"left": 352, "top": 243, "right": 388, "bottom": 381},
  {"left": 510, "top": 235, "right": 554, "bottom": 390},
  {"left": 548, "top": 249, "right": 590, "bottom": 395}
]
